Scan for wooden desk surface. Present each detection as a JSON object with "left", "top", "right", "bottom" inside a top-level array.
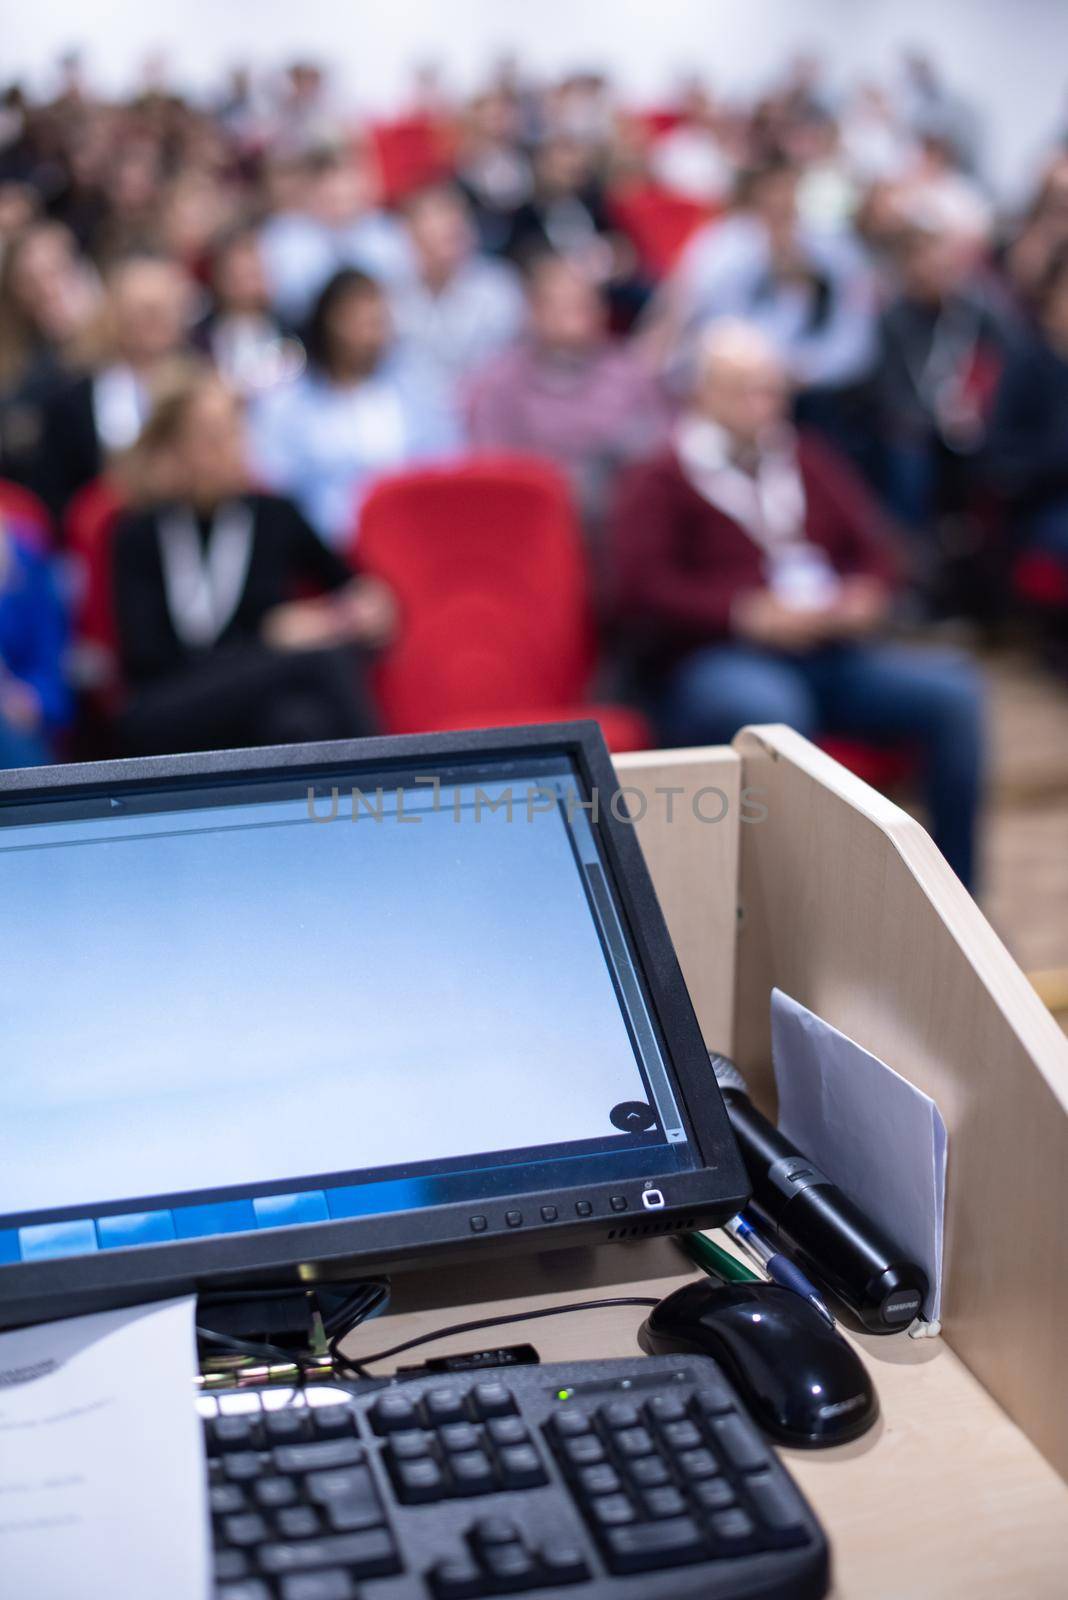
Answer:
[{"left": 340, "top": 1241, "right": 1068, "bottom": 1600}]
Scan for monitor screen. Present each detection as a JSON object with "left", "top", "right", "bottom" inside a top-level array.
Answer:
[{"left": 0, "top": 743, "right": 707, "bottom": 1278}]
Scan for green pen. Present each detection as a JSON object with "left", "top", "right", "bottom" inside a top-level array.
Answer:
[{"left": 679, "top": 1231, "right": 760, "bottom": 1284}]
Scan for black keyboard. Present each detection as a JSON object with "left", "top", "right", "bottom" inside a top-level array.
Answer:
[{"left": 201, "top": 1355, "right": 829, "bottom": 1600}]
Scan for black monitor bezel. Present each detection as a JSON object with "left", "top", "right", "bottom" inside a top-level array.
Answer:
[{"left": 0, "top": 722, "right": 749, "bottom": 1329}]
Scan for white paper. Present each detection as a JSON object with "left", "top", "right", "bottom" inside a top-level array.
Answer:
[
  {"left": 0, "top": 1297, "right": 209, "bottom": 1600},
  {"left": 771, "top": 990, "right": 948, "bottom": 1321}
]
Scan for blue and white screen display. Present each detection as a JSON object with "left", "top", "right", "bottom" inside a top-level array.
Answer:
[{"left": 0, "top": 757, "right": 693, "bottom": 1266}]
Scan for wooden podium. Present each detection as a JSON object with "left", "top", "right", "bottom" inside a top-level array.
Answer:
[{"left": 345, "top": 727, "right": 1068, "bottom": 1598}]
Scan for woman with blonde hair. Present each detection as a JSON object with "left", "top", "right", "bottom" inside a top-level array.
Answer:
[{"left": 111, "top": 364, "right": 393, "bottom": 755}]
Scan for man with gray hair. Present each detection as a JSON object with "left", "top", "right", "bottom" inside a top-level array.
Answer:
[{"left": 612, "top": 319, "right": 985, "bottom": 888}]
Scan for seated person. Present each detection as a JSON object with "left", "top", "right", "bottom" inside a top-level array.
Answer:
[
  {"left": 985, "top": 249, "right": 1068, "bottom": 563},
  {"left": 465, "top": 255, "right": 670, "bottom": 534},
  {"left": 37, "top": 254, "right": 193, "bottom": 517},
  {"left": 259, "top": 149, "right": 414, "bottom": 326},
  {"left": 875, "top": 185, "right": 1010, "bottom": 541},
  {"left": 251, "top": 268, "right": 460, "bottom": 547},
  {"left": 0, "top": 509, "right": 70, "bottom": 768},
  {"left": 193, "top": 225, "right": 298, "bottom": 396},
  {"left": 390, "top": 184, "right": 525, "bottom": 399},
  {"left": 612, "top": 320, "right": 984, "bottom": 889},
  {"left": 112, "top": 366, "right": 393, "bottom": 757},
  {"left": 649, "top": 159, "right": 877, "bottom": 409}
]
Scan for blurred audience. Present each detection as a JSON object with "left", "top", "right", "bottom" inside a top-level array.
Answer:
[
  {"left": 0, "top": 506, "right": 70, "bottom": 766},
  {"left": 113, "top": 366, "right": 389, "bottom": 754},
  {"left": 0, "top": 42, "right": 1065, "bottom": 879},
  {"left": 252, "top": 267, "right": 459, "bottom": 546},
  {"left": 612, "top": 322, "right": 984, "bottom": 886},
  {"left": 466, "top": 255, "right": 670, "bottom": 537}
]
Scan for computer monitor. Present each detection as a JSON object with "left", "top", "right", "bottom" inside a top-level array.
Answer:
[{"left": 0, "top": 724, "right": 748, "bottom": 1330}]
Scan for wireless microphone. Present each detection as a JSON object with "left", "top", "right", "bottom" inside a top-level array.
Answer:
[{"left": 710, "top": 1054, "right": 928, "bottom": 1333}]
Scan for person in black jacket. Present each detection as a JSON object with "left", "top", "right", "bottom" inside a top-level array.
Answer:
[
  {"left": 112, "top": 364, "right": 392, "bottom": 756},
  {"left": 985, "top": 250, "right": 1068, "bottom": 559}
]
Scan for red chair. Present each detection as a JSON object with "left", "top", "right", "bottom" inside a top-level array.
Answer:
[
  {"left": 353, "top": 457, "right": 651, "bottom": 752},
  {"left": 0, "top": 479, "right": 53, "bottom": 551},
  {"left": 63, "top": 476, "right": 126, "bottom": 708},
  {"left": 817, "top": 737, "right": 916, "bottom": 792},
  {"left": 1014, "top": 550, "right": 1068, "bottom": 610},
  {"left": 608, "top": 184, "right": 712, "bottom": 278},
  {"left": 368, "top": 117, "right": 455, "bottom": 206}
]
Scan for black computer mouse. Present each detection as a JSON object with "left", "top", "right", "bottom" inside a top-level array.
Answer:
[{"left": 639, "top": 1280, "right": 878, "bottom": 1448}]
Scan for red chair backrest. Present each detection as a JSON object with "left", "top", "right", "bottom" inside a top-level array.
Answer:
[
  {"left": 0, "top": 479, "right": 53, "bottom": 551},
  {"left": 609, "top": 184, "right": 712, "bottom": 279},
  {"left": 63, "top": 476, "right": 126, "bottom": 701},
  {"left": 369, "top": 117, "right": 455, "bottom": 206},
  {"left": 355, "top": 457, "right": 596, "bottom": 734}
]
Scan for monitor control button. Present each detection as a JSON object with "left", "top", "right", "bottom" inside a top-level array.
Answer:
[
  {"left": 505, "top": 1211, "right": 523, "bottom": 1228},
  {"left": 540, "top": 1205, "right": 558, "bottom": 1222},
  {"left": 470, "top": 1216, "right": 488, "bottom": 1233},
  {"left": 641, "top": 1190, "right": 666, "bottom": 1211},
  {"left": 610, "top": 1196, "right": 628, "bottom": 1213},
  {"left": 575, "top": 1201, "right": 593, "bottom": 1217}
]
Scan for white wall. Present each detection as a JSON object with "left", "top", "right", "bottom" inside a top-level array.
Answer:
[{"left": 5, "top": 0, "right": 1065, "bottom": 198}]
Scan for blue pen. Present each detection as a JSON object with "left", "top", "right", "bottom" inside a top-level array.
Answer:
[{"left": 725, "top": 1215, "right": 836, "bottom": 1329}]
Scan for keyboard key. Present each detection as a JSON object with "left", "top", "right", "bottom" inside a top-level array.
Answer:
[
  {"left": 213, "top": 1415, "right": 263, "bottom": 1453},
  {"left": 449, "top": 1449, "right": 497, "bottom": 1495},
  {"left": 306, "top": 1466, "right": 383, "bottom": 1533},
  {"left": 439, "top": 1422, "right": 481, "bottom": 1454},
  {"left": 643, "top": 1485, "right": 689, "bottom": 1519},
  {"left": 470, "top": 1516, "right": 522, "bottom": 1549},
  {"left": 676, "top": 1447, "right": 720, "bottom": 1481},
  {"left": 537, "top": 1545, "right": 590, "bottom": 1585},
  {"left": 265, "top": 1410, "right": 312, "bottom": 1445},
  {"left": 210, "top": 1483, "right": 247, "bottom": 1515},
  {"left": 497, "top": 1444, "right": 547, "bottom": 1489},
  {"left": 275, "top": 1505, "right": 322, "bottom": 1539},
  {"left": 645, "top": 1393, "right": 689, "bottom": 1426},
  {"left": 253, "top": 1476, "right": 299, "bottom": 1510},
  {"left": 259, "top": 1529, "right": 400, "bottom": 1579},
  {"left": 548, "top": 1408, "right": 591, "bottom": 1440},
  {"left": 394, "top": 1456, "right": 448, "bottom": 1504},
  {"left": 485, "top": 1415, "right": 529, "bottom": 1447},
  {"left": 592, "top": 1493, "right": 637, "bottom": 1527},
  {"left": 428, "top": 1554, "right": 487, "bottom": 1599},
  {"left": 693, "top": 1477, "right": 737, "bottom": 1513},
  {"left": 218, "top": 1581, "right": 271, "bottom": 1600},
  {"left": 484, "top": 1542, "right": 538, "bottom": 1589},
  {"left": 578, "top": 1463, "right": 621, "bottom": 1496},
  {"left": 711, "top": 1507, "right": 757, "bottom": 1545},
  {"left": 222, "top": 1512, "right": 270, "bottom": 1547},
  {"left": 604, "top": 1516, "right": 707, "bottom": 1574},
  {"left": 614, "top": 1426, "right": 655, "bottom": 1459},
  {"left": 310, "top": 1406, "right": 355, "bottom": 1439},
  {"left": 274, "top": 1439, "right": 364, "bottom": 1475},
  {"left": 215, "top": 1549, "right": 250, "bottom": 1580},
  {"left": 223, "top": 1452, "right": 266, "bottom": 1482},
  {"left": 746, "top": 1472, "right": 808, "bottom": 1535},
  {"left": 387, "top": 1430, "right": 432, "bottom": 1462},
  {"left": 561, "top": 1435, "right": 605, "bottom": 1468},
  {"left": 279, "top": 1573, "right": 358, "bottom": 1600},
  {"left": 693, "top": 1377, "right": 737, "bottom": 1417},
  {"left": 423, "top": 1388, "right": 467, "bottom": 1426},
  {"left": 369, "top": 1392, "right": 419, "bottom": 1434},
  {"left": 601, "top": 1400, "right": 641, "bottom": 1430},
  {"left": 661, "top": 1420, "right": 703, "bottom": 1453},
  {"left": 470, "top": 1382, "right": 516, "bottom": 1419},
  {"left": 627, "top": 1455, "right": 672, "bottom": 1488},
  {"left": 711, "top": 1415, "right": 771, "bottom": 1473}
]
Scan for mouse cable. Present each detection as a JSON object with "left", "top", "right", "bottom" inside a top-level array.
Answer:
[{"left": 330, "top": 1295, "right": 662, "bottom": 1380}]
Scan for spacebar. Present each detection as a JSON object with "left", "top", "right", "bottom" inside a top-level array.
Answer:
[{"left": 604, "top": 1517, "right": 707, "bottom": 1572}]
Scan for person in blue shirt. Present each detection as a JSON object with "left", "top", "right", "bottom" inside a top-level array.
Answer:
[
  {"left": 0, "top": 517, "right": 70, "bottom": 768},
  {"left": 250, "top": 268, "right": 461, "bottom": 548}
]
